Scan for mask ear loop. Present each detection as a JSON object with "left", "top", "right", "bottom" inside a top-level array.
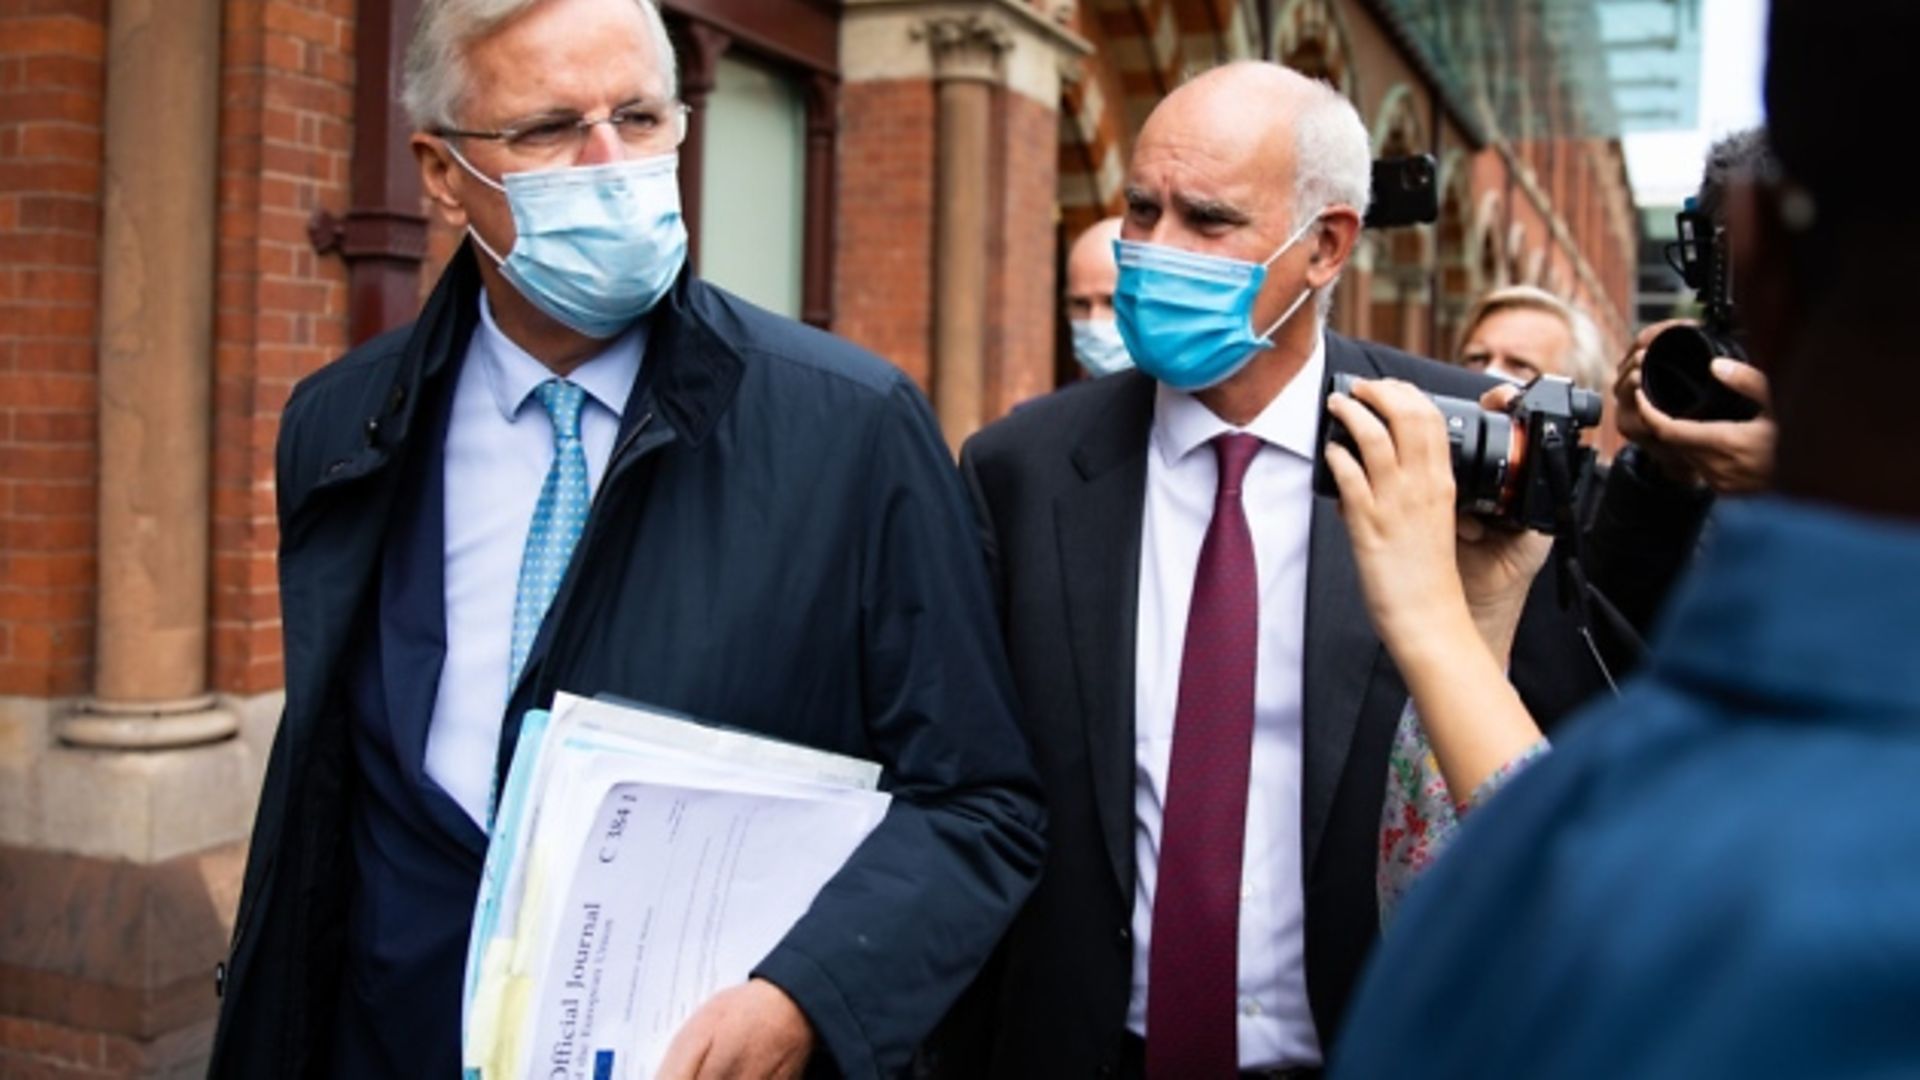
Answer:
[
  {"left": 1254, "top": 212, "right": 1324, "bottom": 341},
  {"left": 440, "top": 138, "right": 511, "bottom": 266}
]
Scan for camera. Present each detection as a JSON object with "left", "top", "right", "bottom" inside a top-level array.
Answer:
[
  {"left": 1641, "top": 201, "right": 1762, "bottom": 422},
  {"left": 1312, "top": 373, "right": 1603, "bottom": 535},
  {"left": 1364, "top": 155, "right": 1438, "bottom": 229}
]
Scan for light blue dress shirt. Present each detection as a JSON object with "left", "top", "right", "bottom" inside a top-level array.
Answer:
[{"left": 423, "top": 295, "right": 643, "bottom": 827}]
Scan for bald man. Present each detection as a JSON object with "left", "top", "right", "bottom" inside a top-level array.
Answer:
[
  {"left": 951, "top": 62, "right": 1606, "bottom": 1078},
  {"left": 1066, "top": 216, "right": 1135, "bottom": 376}
]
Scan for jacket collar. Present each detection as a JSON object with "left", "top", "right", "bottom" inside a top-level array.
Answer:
[
  {"left": 1652, "top": 497, "right": 1920, "bottom": 714},
  {"left": 631, "top": 257, "right": 745, "bottom": 450}
]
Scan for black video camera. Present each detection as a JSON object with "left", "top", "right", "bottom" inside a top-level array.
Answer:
[
  {"left": 1365, "top": 155, "right": 1438, "bottom": 229},
  {"left": 1641, "top": 200, "right": 1761, "bottom": 422},
  {"left": 1312, "top": 373, "right": 1603, "bottom": 535}
]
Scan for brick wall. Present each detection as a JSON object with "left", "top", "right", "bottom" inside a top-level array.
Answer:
[
  {"left": 0, "top": 0, "right": 356, "bottom": 706},
  {"left": 0, "top": 0, "right": 106, "bottom": 700},
  {"left": 211, "top": 0, "right": 355, "bottom": 696},
  {"left": 831, "top": 78, "right": 936, "bottom": 391},
  {"left": 985, "top": 90, "right": 1062, "bottom": 413}
]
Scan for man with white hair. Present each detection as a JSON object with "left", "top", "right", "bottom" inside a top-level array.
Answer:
[
  {"left": 952, "top": 62, "right": 1604, "bottom": 1077},
  {"left": 207, "top": 1, "right": 1043, "bottom": 1076}
]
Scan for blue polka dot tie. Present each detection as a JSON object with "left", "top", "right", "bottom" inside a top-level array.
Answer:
[{"left": 508, "top": 378, "right": 590, "bottom": 691}]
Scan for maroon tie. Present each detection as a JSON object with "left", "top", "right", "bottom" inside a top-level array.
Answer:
[{"left": 1146, "top": 432, "right": 1263, "bottom": 1080}]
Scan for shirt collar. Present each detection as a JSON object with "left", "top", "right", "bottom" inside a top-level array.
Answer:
[
  {"left": 474, "top": 292, "right": 645, "bottom": 422},
  {"left": 1152, "top": 330, "right": 1328, "bottom": 467}
]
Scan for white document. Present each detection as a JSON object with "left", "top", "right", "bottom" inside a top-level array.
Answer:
[
  {"left": 524, "top": 782, "right": 889, "bottom": 1080},
  {"left": 553, "top": 693, "right": 884, "bottom": 791},
  {"left": 464, "top": 694, "right": 891, "bottom": 1080}
]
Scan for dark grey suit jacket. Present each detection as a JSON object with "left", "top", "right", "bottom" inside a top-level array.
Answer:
[{"left": 944, "top": 332, "right": 1608, "bottom": 1077}]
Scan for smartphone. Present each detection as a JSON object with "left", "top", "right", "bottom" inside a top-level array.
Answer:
[{"left": 1364, "top": 154, "right": 1439, "bottom": 229}]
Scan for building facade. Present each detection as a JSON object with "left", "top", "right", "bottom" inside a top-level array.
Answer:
[{"left": 0, "top": 0, "right": 1637, "bottom": 1074}]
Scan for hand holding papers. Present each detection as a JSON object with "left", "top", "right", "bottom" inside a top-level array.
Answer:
[{"left": 463, "top": 694, "right": 891, "bottom": 1080}]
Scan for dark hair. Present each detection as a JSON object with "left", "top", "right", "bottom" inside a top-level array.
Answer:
[{"left": 1696, "top": 128, "right": 1774, "bottom": 229}]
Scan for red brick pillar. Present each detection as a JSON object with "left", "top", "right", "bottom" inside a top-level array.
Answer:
[
  {"left": 0, "top": 0, "right": 357, "bottom": 1072},
  {"left": 834, "top": 1, "right": 1088, "bottom": 444}
]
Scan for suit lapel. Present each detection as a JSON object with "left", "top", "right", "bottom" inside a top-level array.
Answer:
[
  {"left": 1054, "top": 373, "right": 1155, "bottom": 903},
  {"left": 378, "top": 428, "right": 449, "bottom": 793},
  {"left": 1301, "top": 334, "right": 1390, "bottom": 873}
]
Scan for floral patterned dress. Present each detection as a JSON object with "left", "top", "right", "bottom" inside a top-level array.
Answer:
[{"left": 1378, "top": 700, "right": 1549, "bottom": 926}]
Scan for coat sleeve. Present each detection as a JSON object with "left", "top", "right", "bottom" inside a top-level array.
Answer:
[
  {"left": 751, "top": 378, "right": 1048, "bottom": 1079},
  {"left": 1583, "top": 445, "right": 1714, "bottom": 649}
]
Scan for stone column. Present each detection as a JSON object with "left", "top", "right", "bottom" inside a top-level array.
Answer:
[
  {"left": 918, "top": 15, "right": 1009, "bottom": 452},
  {"left": 837, "top": 1, "right": 1089, "bottom": 437},
  {"left": 62, "top": 0, "right": 235, "bottom": 750}
]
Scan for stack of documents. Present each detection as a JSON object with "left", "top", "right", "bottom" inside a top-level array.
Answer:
[{"left": 462, "top": 693, "right": 891, "bottom": 1080}]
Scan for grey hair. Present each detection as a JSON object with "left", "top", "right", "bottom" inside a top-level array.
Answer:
[
  {"left": 1456, "top": 284, "right": 1611, "bottom": 392},
  {"left": 1288, "top": 76, "right": 1372, "bottom": 320},
  {"left": 402, "top": 0, "right": 679, "bottom": 131}
]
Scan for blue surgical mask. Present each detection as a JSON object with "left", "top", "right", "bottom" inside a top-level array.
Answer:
[
  {"left": 447, "top": 144, "right": 688, "bottom": 339},
  {"left": 1112, "top": 213, "right": 1321, "bottom": 391},
  {"left": 1070, "top": 318, "right": 1135, "bottom": 377}
]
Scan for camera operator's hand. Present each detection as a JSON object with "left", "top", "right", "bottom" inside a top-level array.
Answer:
[
  {"left": 1615, "top": 319, "right": 1777, "bottom": 493},
  {"left": 1323, "top": 379, "right": 1469, "bottom": 656},
  {"left": 1324, "top": 380, "right": 1548, "bottom": 665},
  {"left": 1455, "top": 385, "right": 1554, "bottom": 663}
]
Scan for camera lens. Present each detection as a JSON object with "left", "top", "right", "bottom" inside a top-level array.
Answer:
[
  {"left": 1641, "top": 324, "right": 1761, "bottom": 422},
  {"left": 1436, "top": 396, "right": 1517, "bottom": 518},
  {"left": 1313, "top": 372, "right": 1594, "bottom": 534}
]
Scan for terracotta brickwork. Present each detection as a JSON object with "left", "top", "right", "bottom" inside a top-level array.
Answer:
[
  {"left": 0, "top": 0, "right": 107, "bottom": 700},
  {"left": 984, "top": 90, "right": 1060, "bottom": 417},
  {"left": 831, "top": 78, "right": 937, "bottom": 391},
  {"left": 211, "top": 0, "right": 356, "bottom": 696}
]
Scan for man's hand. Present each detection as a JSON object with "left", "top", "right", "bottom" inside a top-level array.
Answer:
[
  {"left": 1613, "top": 319, "right": 1777, "bottom": 493},
  {"left": 656, "top": 978, "right": 814, "bottom": 1080}
]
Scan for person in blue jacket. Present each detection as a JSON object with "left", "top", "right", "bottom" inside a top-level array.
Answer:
[{"left": 207, "top": 2, "right": 1043, "bottom": 1077}]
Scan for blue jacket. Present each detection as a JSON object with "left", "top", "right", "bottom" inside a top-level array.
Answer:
[{"left": 208, "top": 246, "right": 1046, "bottom": 1078}]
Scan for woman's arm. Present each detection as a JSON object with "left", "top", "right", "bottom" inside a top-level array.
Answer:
[{"left": 1323, "top": 379, "right": 1549, "bottom": 804}]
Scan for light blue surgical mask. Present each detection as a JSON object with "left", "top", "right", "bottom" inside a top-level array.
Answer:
[
  {"left": 1112, "top": 213, "right": 1322, "bottom": 391},
  {"left": 447, "top": 143, "right": 688, "bottom": 339},
  {"left": 1070, "top": 318, "right": 1135, "bottom": 377}
]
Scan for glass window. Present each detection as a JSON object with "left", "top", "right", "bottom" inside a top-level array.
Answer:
[{"left": 699, "top": 52, "right": 807, "bottom": 318}]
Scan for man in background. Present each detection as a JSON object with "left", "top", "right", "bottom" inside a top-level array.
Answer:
[
  {"left": 1584, "top": 129, "right": 1780, "bottom": 650},
  {"left": 1455, "top": 284, "right": 1608, "bottom": 393},
  {"left": 1064, "top": 215, "right": 1135, "bottom": 377}
]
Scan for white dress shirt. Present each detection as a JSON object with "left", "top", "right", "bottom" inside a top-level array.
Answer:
[
  {"left": 1128, "top": 336, "right": 1326, "bottom": 1068},
  {"left": 423, "top": 294, "right": 643, "bottom": 827}
]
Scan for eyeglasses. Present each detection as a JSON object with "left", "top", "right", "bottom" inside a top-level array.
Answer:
[{"left": 435, "top": 100, "right": 691, "bottom": 162}]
